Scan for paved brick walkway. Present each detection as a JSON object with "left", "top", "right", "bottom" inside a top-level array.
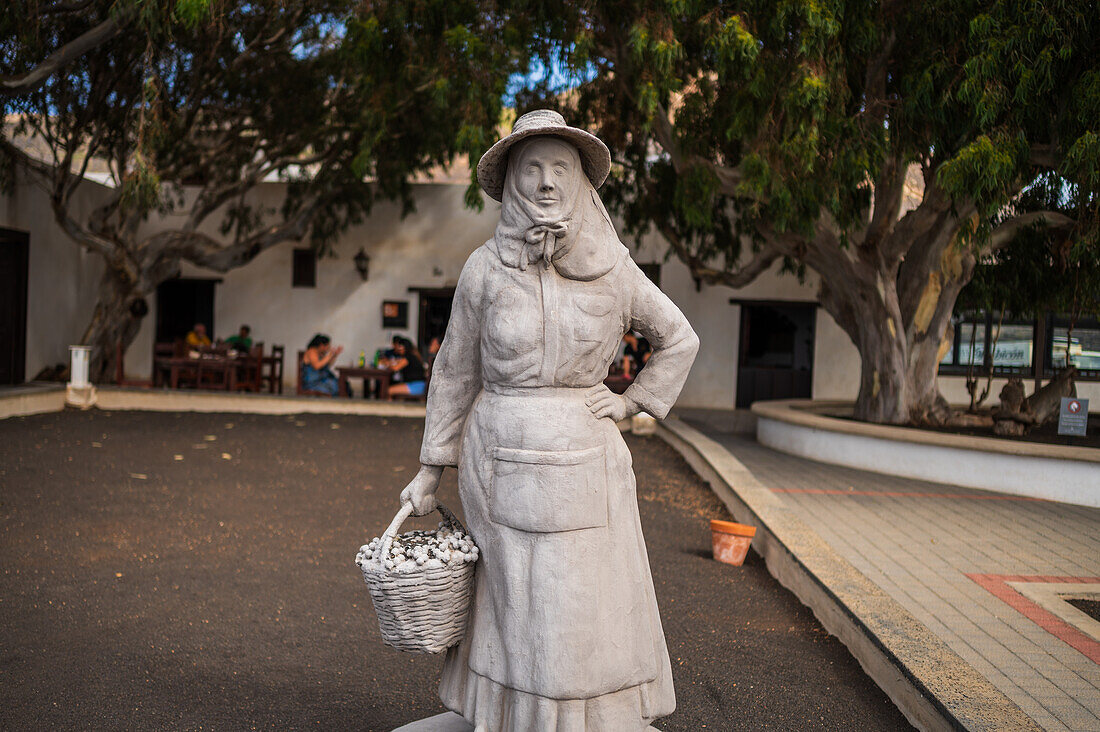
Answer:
[{"left": 685, "top": 423, "right": 1100, "bottom": 732}]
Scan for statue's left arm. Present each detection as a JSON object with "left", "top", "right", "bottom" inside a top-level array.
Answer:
[{"left": 622, "top": 261, "right": 700, "bottom": 418}]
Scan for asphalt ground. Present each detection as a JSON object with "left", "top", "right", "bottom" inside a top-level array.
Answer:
[{"left": 0, "top": 410, "right": 913, "bottom": 731}]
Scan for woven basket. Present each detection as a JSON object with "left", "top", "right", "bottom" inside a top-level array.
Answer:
[{"left": 359, "top": 502, "right": 476, "bottom": 654}]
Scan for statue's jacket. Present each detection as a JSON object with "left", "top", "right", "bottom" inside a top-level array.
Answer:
[{"left": 420, "top": 229, "right": 698, "bottom": 720}]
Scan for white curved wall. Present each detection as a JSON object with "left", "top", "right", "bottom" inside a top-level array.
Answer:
[{"left": 757, "top": 416, "right": 1100, "bottom": 507}]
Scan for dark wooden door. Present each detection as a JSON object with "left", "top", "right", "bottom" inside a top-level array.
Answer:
[
  {"left": 0, "top": 229, "right": 29, "bottom": 385},
  {"left": 736, "top": 303, "right": 815, "bottom": 408},
  {"left": 156, "top": 279, "right": 217, "bottom": 344},
  {"left": 417, "top": 290, "right": 454, "bottom": 352}
]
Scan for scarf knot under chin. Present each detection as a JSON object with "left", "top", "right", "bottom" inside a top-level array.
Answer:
[
  {"left": 490, "top": 137, "right": 627, "bottom": 281},
  {"left": 520, "top": 222, "right": 570, "bottom": 271}
]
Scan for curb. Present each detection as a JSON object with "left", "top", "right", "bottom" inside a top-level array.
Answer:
[
  {"left": 657, "top": 418, "right": 1041, "bottom": 732},
  {"left": 0, "top": 384, "right": 65, "bottom": 419},
  {"left": 1, "top": 386, "right": 427, "bottom": 419},
  {"left": 94, "top": 387, "right": 428, "bottom": 417}
]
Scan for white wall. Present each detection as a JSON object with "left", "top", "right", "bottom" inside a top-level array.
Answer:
[
  {"left": 127, "top": 179, "right": 864, "bottom": 405},
  {"left": 812, "top": 312, "right": 863, "bottom": 399},
  {"left": 128, "top": 183, "right": 498, "bottom": 384},
  {"left": 1, "top": 168, "right": 109, "bottom": 380},
  {"left": 21, "top": 172, "right": 1093, "bottom": 412},
  {"left": 630, "top": 230, "right": 861, "bottom": 408}
]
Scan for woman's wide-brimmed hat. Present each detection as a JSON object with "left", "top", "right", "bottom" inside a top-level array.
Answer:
[{"left": 476, "top": 109, "right": 611, "bottom": 202}]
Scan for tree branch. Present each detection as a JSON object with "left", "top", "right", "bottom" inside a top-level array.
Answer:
[
  {"left": 0, "top": 136, "right": 130, "bottom": 268},
  {"left": 1, "top": 16, "right": 125, "bottom": 95},
  {"left": 862, "top": 26, "right": 897, "bottom": 125},
  {"left": 651, "top": 101, "right": 758, "bottom": 201},
  {"left": 987, "top": 210, "right": 1075, "bottom": 252},
  {"left": 886, "top": 172, "right": 955, "bottom": 264},
  {"left": 149, "top": 198, "right": 323, "bottom": 274},
  {"left": 860, "top": 151, "right": 906, "bottom": 253},
  {"left": 656, "top": 220, "right": 787, "bottom": 288},
  {"left": 651, "top": 101, "right": 685, "bottom": 171}
]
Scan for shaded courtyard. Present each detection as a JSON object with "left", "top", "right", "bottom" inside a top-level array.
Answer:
[{"left": 0, "top": 410, "right": 912, "bottom": 730}]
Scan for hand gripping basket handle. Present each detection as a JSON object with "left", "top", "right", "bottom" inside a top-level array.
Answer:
[{"left": 378, "top": 501, "right": 464, "bottom": 569}]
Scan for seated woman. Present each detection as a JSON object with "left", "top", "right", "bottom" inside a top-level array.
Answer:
[
  {"left": 385, "top": 336, "right": 427, "bottom": 398},
  {"left": 185, "top": 322, "right": 212, "bottom": 348},
  {"left": 302, "top": 334, "right": 342, "bottom": 396}
]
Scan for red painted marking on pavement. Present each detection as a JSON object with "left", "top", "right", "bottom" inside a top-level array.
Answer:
[
  {"left": 770, "top": 487, "right": 1045, "bottom": 501},
  {"left": 966, "top": 573, "right": 1100, "bottom": 664}
]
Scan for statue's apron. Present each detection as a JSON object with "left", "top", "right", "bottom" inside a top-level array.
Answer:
[{"left": 456, "top": 382, "right": 665, "bottom": 699}]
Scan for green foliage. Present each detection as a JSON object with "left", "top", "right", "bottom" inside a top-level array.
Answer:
[
  {"left": 961, "top": 176, "right": 1100, "bottom": 320},
  {"left": 491, "top": 1, "right": 1096, "bottom": 282},
  {"left": 1, "top": 0, "right": 515, "bottom": 257}
]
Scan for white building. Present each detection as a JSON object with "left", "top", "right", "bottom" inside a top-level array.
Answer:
[{"left": 2, "top": 164, "right": 1096, "bottom": 408}]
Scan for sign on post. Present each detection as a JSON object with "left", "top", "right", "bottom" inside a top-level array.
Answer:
[{"left": 1058, "top": 397, "right": 1089, "bottom": 437}]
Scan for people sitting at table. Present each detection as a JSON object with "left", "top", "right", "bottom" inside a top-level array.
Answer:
[
  {"left": 384, "top": 336, "right": 426, "bottom": 398},
  {"left": 302, "top": 334, "right": 342, "bottom": 396},
  {"left": 225, "top": 324, "right": 252, "bottom": 350},
  {"left": 185, "top": 323, "right": 212, "bottom": 348},
  {"left": 622, "top": 330, "right": 652, "bottom": 379}
]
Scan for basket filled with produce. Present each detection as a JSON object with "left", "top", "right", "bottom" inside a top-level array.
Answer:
[{"left": 355, "top": 502, "right": 478, "bottom": 654}]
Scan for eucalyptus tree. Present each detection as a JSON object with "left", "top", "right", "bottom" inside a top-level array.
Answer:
[
  {"left": 1, "top": 0, "right": 510, "bottom": 381},
  {"left": 505, "top": 0, "right": 1098, "bottom": 423}
]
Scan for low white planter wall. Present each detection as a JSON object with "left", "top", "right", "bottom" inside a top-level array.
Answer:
[
  {"left": 0, "top": 385, "right": 66, "bottom": 419},
  {"left": 752, "top": 400, "right": 1100, "bottom": 508}
]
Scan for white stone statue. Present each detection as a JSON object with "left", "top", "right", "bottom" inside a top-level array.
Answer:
[{"left": 399, "top": 109, "right": 699, "bottom": 732}]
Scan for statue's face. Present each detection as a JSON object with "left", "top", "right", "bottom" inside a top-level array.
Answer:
[{"left": 513, "top": 137, "right": 581, "bottom": 218}]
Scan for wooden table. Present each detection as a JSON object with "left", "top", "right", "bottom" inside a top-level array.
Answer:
[
  {"left": 156, "top": 356, "right": 239, "bottom": 390},
  {"left": 337, "top": 366, "right": 392, "bottom": 399}
]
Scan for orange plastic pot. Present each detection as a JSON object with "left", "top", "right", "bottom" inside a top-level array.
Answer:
[{"left": 710, "top": 519, "right": 757, "bottom": 566}]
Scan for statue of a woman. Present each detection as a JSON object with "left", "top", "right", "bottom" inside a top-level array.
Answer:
[{"left": 400, "top": 109, "right": 699, "bottom": 731}]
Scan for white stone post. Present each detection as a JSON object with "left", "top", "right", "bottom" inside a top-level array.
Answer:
[{"left": 65, "top": 345, "right": 97, "bottom": 408}]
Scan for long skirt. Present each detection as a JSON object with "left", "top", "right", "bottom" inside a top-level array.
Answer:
[{"left": 438, "top": 386, "right": 675, "bottom": 731}]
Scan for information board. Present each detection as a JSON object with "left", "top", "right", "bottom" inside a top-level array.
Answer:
[{"left": 1057, "top": 397, "right": 1089, "bottom": 437}]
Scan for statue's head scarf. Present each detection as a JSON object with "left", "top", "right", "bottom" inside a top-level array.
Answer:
[{"left": 490, "top": 135, "right": 626, "bottom": 282}]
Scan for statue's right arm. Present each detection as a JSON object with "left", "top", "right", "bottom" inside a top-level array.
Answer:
[
  {"left": 400, "top": 465, "right": 445, "bottom": 515},
  {"left": 406, "top": 248, "right": 488, "bottom": 513}
]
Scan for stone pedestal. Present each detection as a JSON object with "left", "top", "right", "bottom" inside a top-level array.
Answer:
[
  {"left": 392, "top": 713, "right": 473, "bottom": 731},
  {"left": 393, "top": 713, "right": 659, "bottom": 731},
  {"left": 65, "top": 384, "right": 97, "bottom": 409}
]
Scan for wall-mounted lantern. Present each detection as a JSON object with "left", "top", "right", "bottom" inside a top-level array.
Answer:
[{"left": 353, "top": 248, "right": 370, "bottom": 281}]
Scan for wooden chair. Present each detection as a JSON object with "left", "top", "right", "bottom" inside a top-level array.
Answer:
[
  {"left": 233, "top": 342, "right": 264, "bottom": 392},
  {"left": 152, "top": 342, "right": 174, "bottom": 387},
  {"left": 262, "top": 345, "right": 284, "bottom": 394},
  {"left": 297, "top": 350, "right": 335, "bottom": 397}
]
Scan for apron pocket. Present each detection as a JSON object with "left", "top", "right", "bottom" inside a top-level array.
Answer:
[{"left": 490, "top": 445, "right": 608, "bottom": 533}]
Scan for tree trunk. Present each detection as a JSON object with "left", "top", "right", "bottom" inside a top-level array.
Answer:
[
  {"left": 852, "top": 316, "right": 912, "bottom": 423},
  {"left": 811, "top": 233, "right": 963, "bottom": 425},
  {"left": 80, "top": 267, "right": 149, "bottom": 384},
  {"left": 905, "top": 312, "right": 956, "bottom": 425},
  {"left": 813, "top": 251, "right": 921, "bottom": 424},
  {"left": 898, "top": 220, "right": 978, "bottom": 425}
]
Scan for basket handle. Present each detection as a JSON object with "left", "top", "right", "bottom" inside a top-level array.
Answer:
[{"left": 378, "top": 501, "right": 464, "bottom": 568}]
